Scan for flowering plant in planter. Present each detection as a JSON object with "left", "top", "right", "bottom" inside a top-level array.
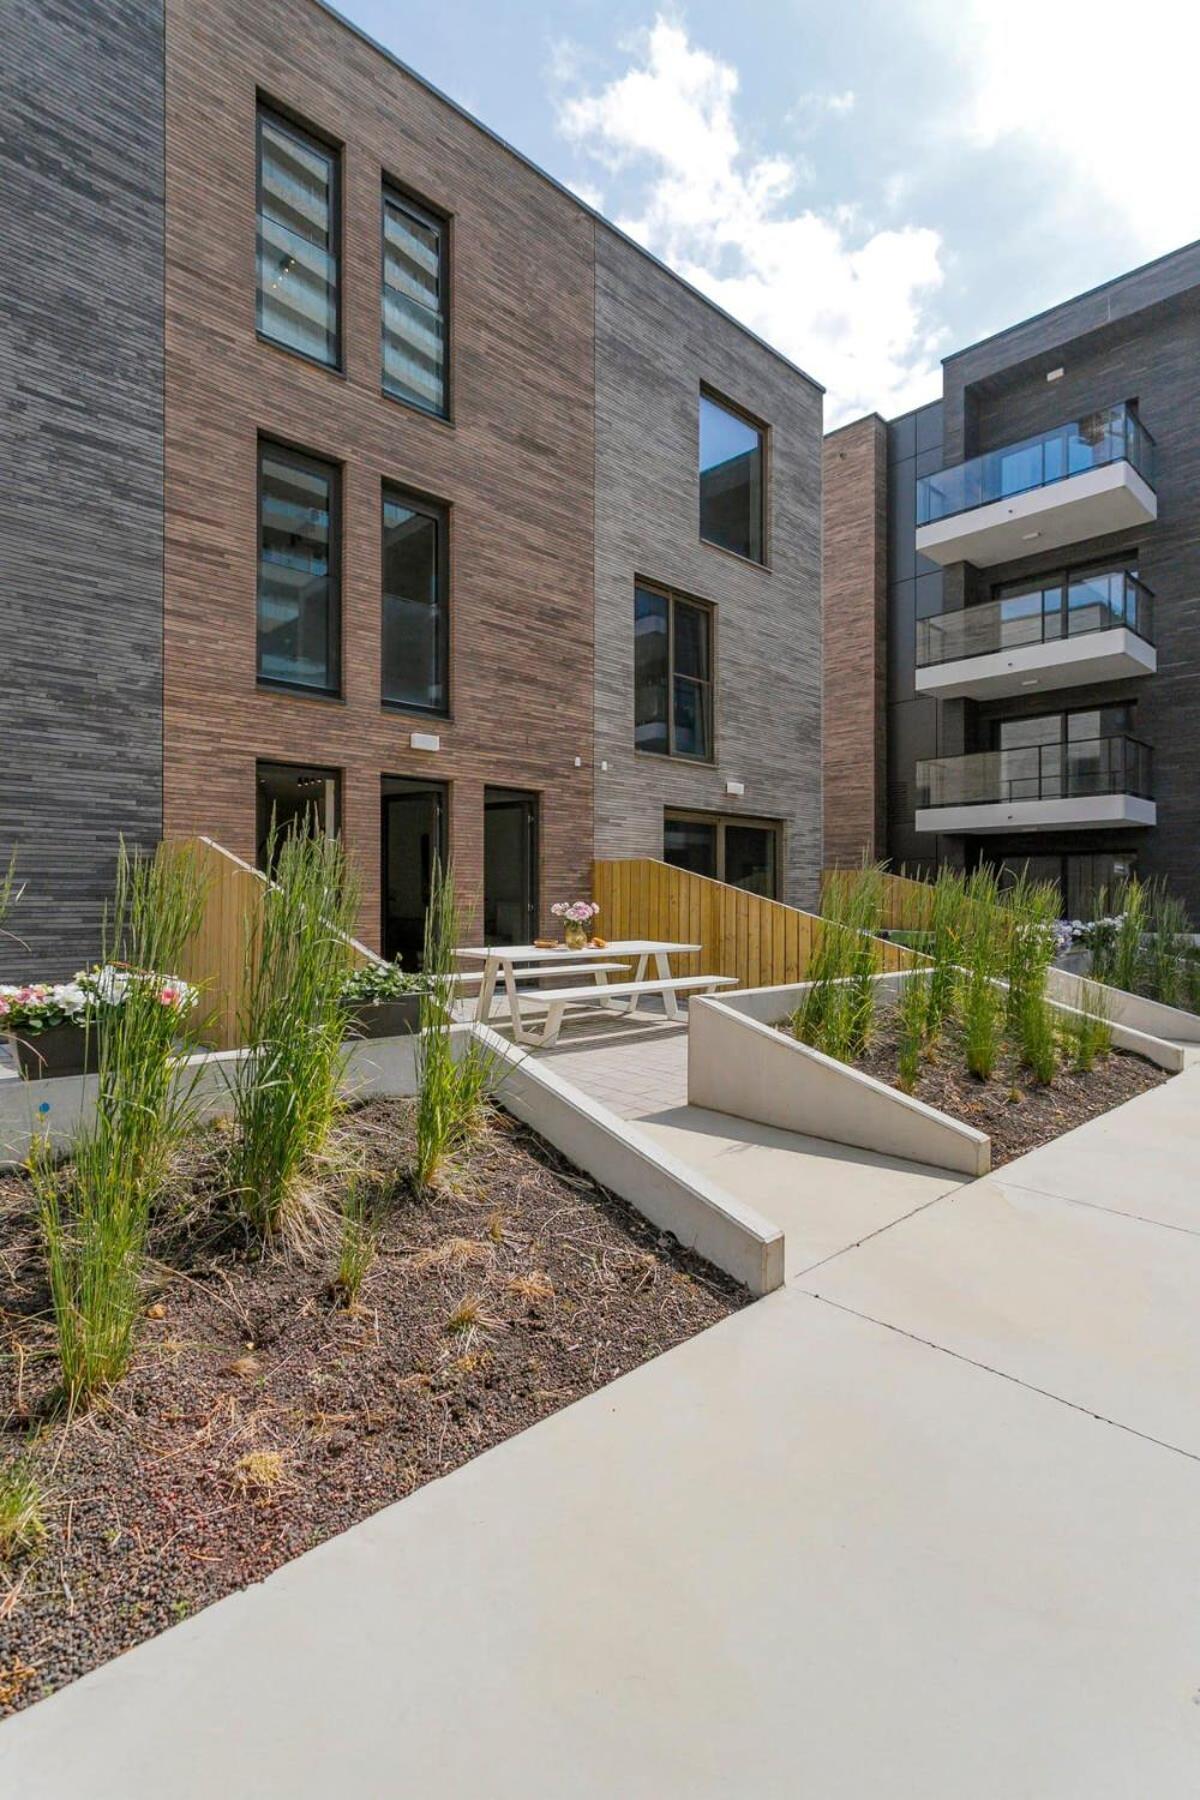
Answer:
[
  {"left": 339, "top": 962, "right": 434, "bottom": 1003},
  {"left": 551, "top": 899, "right": 600, "bottom": 948},
  {"left": 0, "top": 966, "right": 197, "bottom": 1034}
]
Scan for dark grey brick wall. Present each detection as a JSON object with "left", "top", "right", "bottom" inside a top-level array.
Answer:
[{"left": 0, "top": 0, "right": 165, "bottom": 979}]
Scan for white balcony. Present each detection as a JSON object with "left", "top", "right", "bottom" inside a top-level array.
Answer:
[
  {"left": 915, "top": 572, "right": 1157, "bottom": 700},
  {"left": 915, "top": 737, "right": 1155, "bottom": 837},
  {"left": 915, "top": 404, "right": 1156, "bottom": 569}
]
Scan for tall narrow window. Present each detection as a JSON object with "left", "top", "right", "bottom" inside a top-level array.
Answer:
[
  {"left": 256, "top": 107, "right": 339, "bottom": 367},
  {"left": 382, "top": 188, "right": 447, "bottom": 416},
  {"left": 699, "top": 391, "right": 765, "bottom": 563},
  {"left": 634, "top": 583, "right": 713, "bottom": 761},
  {"left": 257, "top": 444, "right": 339, "bottom": 695},
  {"left": 382, "top": 488, "right": 449, "bottom": 714}
]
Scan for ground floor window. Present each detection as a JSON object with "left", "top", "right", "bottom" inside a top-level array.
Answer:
[
  {"left": 256, "top": 761, "right": 339, "bottom": 871},
  {"left": 985, "top": 848, "right": 1137, "bottom": 920},
  {"left": 663, "top": 809, "right": 780, "bottom": 898}
]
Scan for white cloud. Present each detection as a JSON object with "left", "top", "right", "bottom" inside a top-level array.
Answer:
[
  {"left": 949, "top": 0, "right": 1200, "bottom": 258},
  {"left": 557, "top": 17, "right": 945, "bottom": 423}
]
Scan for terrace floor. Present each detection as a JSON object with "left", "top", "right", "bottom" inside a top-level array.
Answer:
[{"left": 5, "top": 1005, "right": 1200, "bottom": 1795}]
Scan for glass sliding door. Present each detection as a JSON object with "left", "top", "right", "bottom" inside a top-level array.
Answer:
[
  {"left": 381, "top": 778, "right": 447, "bottom": 970},
  {"left": 663, "top": 809, "right": 781, "bottom": 898},
  {"left": 484, "top": 788, "right": 538, "bottom": 946}
]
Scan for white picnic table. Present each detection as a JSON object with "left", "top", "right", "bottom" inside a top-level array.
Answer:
[{"left": 455, "top": 940, "right": 734, "bottom": 1047}]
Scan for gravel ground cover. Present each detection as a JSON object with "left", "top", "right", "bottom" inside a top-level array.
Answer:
[{"left": 0, "top": 1100, "right": 745, "bottom": 1714}]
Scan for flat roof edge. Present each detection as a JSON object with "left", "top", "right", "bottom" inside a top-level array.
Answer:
[{"left": 943, "top": 235, "right": 1200, "bottom": 368}]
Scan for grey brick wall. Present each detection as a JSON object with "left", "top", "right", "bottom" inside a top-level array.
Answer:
[
  {"left": 592, "top": 226, "right": 824, "bottom": 908},
  {"left": 0, "top": 0, "right": 165, "bottom": 979}
]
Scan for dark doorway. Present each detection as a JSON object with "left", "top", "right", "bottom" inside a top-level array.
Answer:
[
  {"left": 484, "top": 788, "right": 538, "bottom": 945},
  {"left": 382, "top": 778, "right": 447, "bottom": 968}
]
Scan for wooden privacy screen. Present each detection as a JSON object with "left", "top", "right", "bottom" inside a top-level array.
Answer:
[
  {"left": 822, "top": 868, "right": 940, "bottom": 933},
  {"left": 592, "top": 859, "right": 920, "bottom": 989},
  {"left": 172, "top": 837, "right": 378, "bottom": 1051}
]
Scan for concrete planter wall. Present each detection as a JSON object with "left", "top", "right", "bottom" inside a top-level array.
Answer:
[
  {"left": 689, "top": 979, "right": 991, "bottom": 1177},
  {"left": 688, "top": 969, "right": 1187, "bottom": 1177},
  {"left": 1045, "top": 966, "right": 1200, "bottom": 1047}
]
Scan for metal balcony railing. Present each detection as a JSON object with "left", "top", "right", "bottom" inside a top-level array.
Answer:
[
  {"left": 916, "top": 403, "right": 1155, "bottom": 527},
  {"left": 916, "top": 736, "right": 1154, "bottom": 809},
  {"left": 916, "top": 571, "right": 1155, "bottom": 668}
]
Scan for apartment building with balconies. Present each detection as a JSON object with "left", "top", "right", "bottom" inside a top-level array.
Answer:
[{"left": 825, "top": 240, "right": 1200, "bottom": 920}]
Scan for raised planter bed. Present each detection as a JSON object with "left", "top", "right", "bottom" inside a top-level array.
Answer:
[
  {"left": 0, "top": 1098, "right": 746, "bottom": 1716},
  {"left": 690, "top": 973, "right": 1177, "bottom": 1176}
]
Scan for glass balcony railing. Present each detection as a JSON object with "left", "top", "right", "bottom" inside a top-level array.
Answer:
[
  {"left": 917, "top": 571, "right": 1155, "bottom": 668},
  {"left": 916, "top": 403, "right": 1155, "bottom": 527},
  {"left": 917, "top": 736, "right": 1153, "bottom": 809}
]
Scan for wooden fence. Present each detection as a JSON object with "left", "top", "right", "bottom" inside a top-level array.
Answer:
[
  {"left": 822, "top": 868, "right": 940, "bottom": 933},
  {"left": 173, "top": 837, "right": 379, "bottom": 1051},
  {"left": 592, "top": 858, "right": 920, "bottom": 990}
]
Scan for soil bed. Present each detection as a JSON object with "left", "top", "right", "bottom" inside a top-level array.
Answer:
[
  {"left": 0, "top": 1101, "right": 744, "bottom": 1714},
  {"left": 796, "top": 1011, "right": 1168, "bottom": 1166}
]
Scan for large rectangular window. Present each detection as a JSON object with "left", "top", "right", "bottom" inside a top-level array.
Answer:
[
  {"left": 257, "top": 444, "right": 339, "bottom": 695},
  {"left": 382, "top": 487, "right": 449, "bottom": 714},
  {"left": 383, "top": 188, "right": 448, "bottom": 416},
  {"left": 256, "top": 107, "right": 339, "bottom": 367},
  {"left": 634, "top": 583, "right": 713, "bottom": 761},
  {"left": 699, "top": 391, "right": 765, "bottom": 563},
  {"left": 664, "top": 810, "right": 780, "bottom": 898}
]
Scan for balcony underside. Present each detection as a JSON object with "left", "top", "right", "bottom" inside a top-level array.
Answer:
[
  {"left": 915, "top": 627, "right": 1157, "bottom": 700},
  {"left": 915, "top": 794, "right": 1156, "bottom": 836},
  {"left": 915, "top": 462, "right": 1157, "bottom": 569}
]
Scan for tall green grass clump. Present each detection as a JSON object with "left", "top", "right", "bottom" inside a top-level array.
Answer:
[
  {"left": 229, "top": 826, "right": 360, "bottom": 1243},
  {"left": 334, "top": 1174, "right": 379, "bottom": 1309},
  {"left": 895, "top": 970, "right": 931, "bottom": 1095},
  {"left": 925, "top": 867, "right": 968, "bottom": 1045},
  {"left": 1000, "top": 869, "right": 1060, "bottom": 1082},
  {"left": 0, "top": 1449, "right": 47, "bottom": 1560},
  {"left": 796, "top": 862, "right": 887, "bottom": 1061},
  {"left": 414, "top": 858, "right": 495, "bottom": 1191},
  {"left": 1141, "top": 879, "right": 1191, "bottom": 1008},
  {"left": 1067, "top": 980, "right": 1113, "bottom": 1073},
  {"left": 32, "top": 840, "right": 207, "bottom": 1403},
  {"left": 959, "top": 868, "right": 1004, "bottom": 1080}
]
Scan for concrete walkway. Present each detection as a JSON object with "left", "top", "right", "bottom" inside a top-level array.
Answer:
[
  {"left": 4, "top": 1052, "right": 1200, "bottom": 1793},
  {"left": 538, "top": 1011, "right": 967, "bottom": 1276}
]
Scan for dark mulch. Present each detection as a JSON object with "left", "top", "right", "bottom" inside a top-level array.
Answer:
[
  {"left": 0, "top": 1102, "right": 745, "bottom": 1714},
  {"left": 840, "top": 1013, "right": 1167, "bottom": 1166}
]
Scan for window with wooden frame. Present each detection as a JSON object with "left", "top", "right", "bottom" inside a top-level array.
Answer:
[
  {"left": 663, "top": 809, "right": 781, "bottom": 899},
  {"left": 634, "top": 582, "right": 714, "bottom": 761}
]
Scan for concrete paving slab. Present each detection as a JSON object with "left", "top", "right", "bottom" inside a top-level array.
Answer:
[
  {"left": 994, "top": 1063, "right": 1200, "bottom": 1233},
  {"left": 634, "top": 1103, "right": 965, "bottom": 1276},
  {"left": 3, "top": 1288, "right": 1198, "bottom": 1799},
  {"left": 803, "top": 1171, "right": 1200, "bottom": 1456}
]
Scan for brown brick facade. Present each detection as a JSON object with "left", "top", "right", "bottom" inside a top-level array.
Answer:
[
  {"left": 821, "top": 415, "right": 887, "bottom": 867},
  {"left": 163, "top": 0, "right": 596, "bottom": 948}
]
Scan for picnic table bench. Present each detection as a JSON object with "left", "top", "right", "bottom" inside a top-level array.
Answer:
[{"left": 454, "top": 941, "right": 737, "bottom": 1048}]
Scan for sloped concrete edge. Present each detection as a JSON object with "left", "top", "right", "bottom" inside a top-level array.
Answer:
[
  {"left": 688, "top": 988, "right": 990, "bottom": 1178},
  {"left": 476, "top": 1026, "right": 785, "bottom": 1296}
]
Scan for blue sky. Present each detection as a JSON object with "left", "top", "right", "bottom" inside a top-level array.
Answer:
[{"left": 337, "top": 0, "right": 1199, "bottom": 423}]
